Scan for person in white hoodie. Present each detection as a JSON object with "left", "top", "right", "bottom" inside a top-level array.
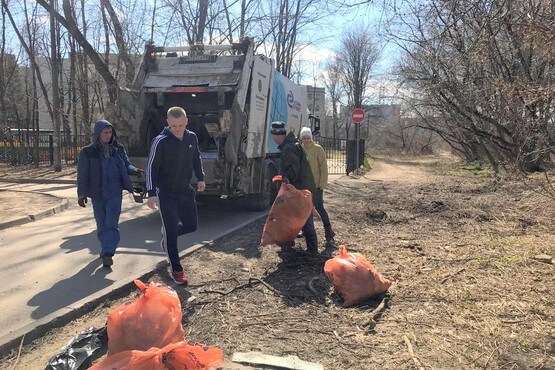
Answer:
[{"left": 299, "top": 127, "right": 336, "bottom": 242}]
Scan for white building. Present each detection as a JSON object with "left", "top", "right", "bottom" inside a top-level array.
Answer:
[{"left": 302, "top": 85, "right": 325, "bottom": 131}]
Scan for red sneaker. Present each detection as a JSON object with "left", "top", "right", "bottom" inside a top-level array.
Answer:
[{"left": 171, "top": 270, "right": 188, "bottom": 285}]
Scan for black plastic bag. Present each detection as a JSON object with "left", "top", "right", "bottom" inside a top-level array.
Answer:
[{"left": 45, "top": 326, "right": 107, "bottom": 370}]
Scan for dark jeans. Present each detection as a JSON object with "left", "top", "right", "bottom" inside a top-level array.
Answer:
[
  {"left": 92, "top": 192, "right": 122, "bottom": 257},
  {"left": 158, "top": 187, "right": 198, "bottom": 272},
  {"left": 313, "top": 188, "right": 331, "bottom": 227},
  {"left": 302, "top": 214, "right": 318, "bottom": 252}
]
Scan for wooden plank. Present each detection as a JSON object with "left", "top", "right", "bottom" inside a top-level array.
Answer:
[{"left": 231, "top": 351, "right": 324, "bottom": 370}]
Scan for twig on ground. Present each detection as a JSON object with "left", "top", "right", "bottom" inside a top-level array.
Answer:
[
  {"left": 362, "top": 297, "right": 388, "bottom": 330},
  {"left": 11, "top": 334, "right": 25, "bottom": 370},
  {"left": 403, "top": 334, "right": 424, "bottom": 370},
  {"left": 199, "top": 277, "right": 282, "bottom": 297},
  {"left": 441, "top": 268, "right": 466, "bottom": 284},
  {"left": 188, "top": 276, "right": 240, "bottom": 288},
  {"left": 200, "top": 281, "right": 252, "bottom": 295},
  {"left": 484, "top": 348, "right": 496, "bottom": 369},
  {"left": 426, "top": 256, "right": 474, "bottom": 263},
  {"left": 499, "top": 319, "right": 525, "bottom": 324},
  {"left": 249, "top": 277, "right": 281, "bottom": 296},
  {"left": 379, "top": 318, "right": 435, "bottom": 328}
]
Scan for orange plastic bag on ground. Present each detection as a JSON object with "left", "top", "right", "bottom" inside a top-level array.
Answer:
[
  {"left": 260, "top": 181, "right": 313, "bottom": 246},
  {"left": 106, "top": 280, "right": 185, "bottom": 356},
  {"left": 324, "top": 245, "right": 392, "bottom": 307},
  {"left": 89, "top": 340, "right": 224, "bottom": 370}
]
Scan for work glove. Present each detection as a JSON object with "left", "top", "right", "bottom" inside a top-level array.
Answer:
[
  {"left": 78, "top": 195, "right": 87, "bottom": 208},
  {"left": 132, "top": 168, "right": 145, "bottom": 178}
]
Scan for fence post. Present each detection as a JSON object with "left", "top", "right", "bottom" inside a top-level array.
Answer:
[{"left": 49, "top": 134, "right": 54, "bottom": 165}]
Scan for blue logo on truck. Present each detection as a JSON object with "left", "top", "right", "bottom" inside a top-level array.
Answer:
[{"left": 287, "top": 91, "right": 301, "bottom": 111}]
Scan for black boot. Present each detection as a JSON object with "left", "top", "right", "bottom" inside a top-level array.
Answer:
[
  {"left": 324, "top": 225, "right": 336, "bottom": 242},
  {"left": 305, "top": 232, "right": 318, "bottom": 254}
]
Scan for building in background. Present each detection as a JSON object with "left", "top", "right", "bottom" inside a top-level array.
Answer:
[
  {"left": 33, "top": 53, "right": 139, "bottom": 135},
  {"left": 302, "top": 85, "right": 325, "bottom": 132}
]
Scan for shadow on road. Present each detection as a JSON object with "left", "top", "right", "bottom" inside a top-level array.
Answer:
[
  {"left": 28, "top": 259, "right": 114, "bottom": 320},
  {"left": 27, "top": 196, "right": 259, "bottom": 320},
  {"left": 59, "top": 210, "right": 166, "bottom": 257}
]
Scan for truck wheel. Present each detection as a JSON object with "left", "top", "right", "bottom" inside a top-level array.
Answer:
[{"left": 247, "top": 166, "right": 277, "bottom": 211}]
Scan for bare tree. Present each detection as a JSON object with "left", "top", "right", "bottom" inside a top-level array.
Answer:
[
  {"left": 261, "top": 0, "right": 322, "bottom": 77},
  {"left": 100, "top": 0, "right": 135, "bottom": 84},
  {"left": 36, "top": 0, "right": 119, "bottom": 102},
  {"left": 50, "top": 0, "right": 62, "bottom": 171},
  {"left": 335, "top": 27, "right": 380, "bottom": 108},
  {"left": 162, "top": 0, "right": 212, "bottom": 45},
  {"left": 390, "top": 0, "right": 555, "bottom": 183},
  {"left": 2, "top": 2, "right": 54, "bottom": 128},
  {"left": 322, "top": 60, "right": 344, "bottom": 139},
  {"left": 334, "top": 27, "right": 380, "bottom": 140}
]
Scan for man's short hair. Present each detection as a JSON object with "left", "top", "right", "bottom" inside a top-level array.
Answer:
[{"left": 167, "top": 106, "right": 187, "bottom": 119}]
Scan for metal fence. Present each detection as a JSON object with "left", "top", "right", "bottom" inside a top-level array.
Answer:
[
  {"left": 314, "top": 136, "right": 347, "bottom": 175},
  {"left": 0, "top": 131, "right": 87, "bottom": 166}
]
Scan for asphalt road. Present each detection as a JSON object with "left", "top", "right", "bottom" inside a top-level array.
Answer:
[{"left": 0, "top": 181, "right": 267, "bottom": 351}]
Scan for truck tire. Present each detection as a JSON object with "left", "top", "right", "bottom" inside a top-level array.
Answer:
[{"left": 247, "top": 164, "right": 278, "bottom": 211}]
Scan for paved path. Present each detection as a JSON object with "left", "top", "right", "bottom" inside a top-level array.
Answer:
[{"left": 0, "top": 182, "right": 267, "bottom": 351}]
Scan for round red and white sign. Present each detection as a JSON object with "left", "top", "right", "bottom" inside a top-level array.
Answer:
[{"left": 351, "top": 108, "right": 365, "bottom": 124}]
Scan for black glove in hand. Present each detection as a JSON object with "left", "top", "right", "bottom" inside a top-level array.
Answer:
[{"left": 78, "top": 195, "right": 87, "bottom": 208}]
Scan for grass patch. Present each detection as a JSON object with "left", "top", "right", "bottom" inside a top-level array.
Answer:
[
  {"left": 498, "top": 255, "right": 525, "bottom": 264},
  {"left": 485, "top": 235, "right": 529, "bottom": 250},
  {"left": 424, "top": 160, "right": 496, "bottom": 178}
]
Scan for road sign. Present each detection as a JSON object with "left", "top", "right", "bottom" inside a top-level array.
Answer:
[{"left": 351, "top": 108, "right": 365, "bottom": 124}]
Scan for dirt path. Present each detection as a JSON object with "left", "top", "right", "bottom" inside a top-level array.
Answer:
[
  {"left": 1, "top": 156, "right": 554, "bottom": 370},
  {"left": 365, "top": 159, "right": 434, "bottom": 183}
]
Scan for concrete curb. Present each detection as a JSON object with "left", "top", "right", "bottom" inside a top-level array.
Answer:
[
  {"left": 0, "top": 178, "right": 76, "bottom": 185},
  {"left": 0, "top": 198, "right": 70, "bottom": 231},
  {"left": 0, "top": 213, "right": 267, "bottom": 357}
]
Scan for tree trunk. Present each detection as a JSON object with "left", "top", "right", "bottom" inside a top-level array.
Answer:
[
  {"left": 197, "top": 0, "right": 209, "bottom": 44},
  {"left": 100, "top": 0, "right": 135, "bottom": 85},
  {"left": 50, "top": 0, "right": 62, "bottom": 171},
  {"left": 36, "top": 0, "right": 119, "bottom": 103}
]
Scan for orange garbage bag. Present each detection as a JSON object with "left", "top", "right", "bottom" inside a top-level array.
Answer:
[
  {"left": 106, "top": 280, "right": 185, "bottom": 356},
  {"left": 324, "top": 245, "right": 392, "bottom": 307},
  {"left": 260, "top": 182, "right": 313, "bottom": 246},
  {"left": 89, "top": 340, "right": 224, "bottom": 370}
]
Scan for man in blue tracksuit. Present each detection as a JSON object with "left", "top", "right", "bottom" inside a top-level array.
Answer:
[
  {"left": 77, "top": 120, "right": 143, "bottom": 267},
  {"left": 146, "top": 106, "right": 206, "bottom": 285}
]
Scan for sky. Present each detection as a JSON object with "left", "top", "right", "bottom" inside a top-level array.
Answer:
[{"left": 295, "top": 2, "right": 402, "bottom": 103}]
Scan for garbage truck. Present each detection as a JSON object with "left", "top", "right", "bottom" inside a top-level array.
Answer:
[{"left": 112, "top": 38, "right": 320, "bottom": 210}]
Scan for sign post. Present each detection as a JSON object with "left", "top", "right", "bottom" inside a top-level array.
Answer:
[{"left": 351, "top": 108, "right": 365, "bottom": 171}]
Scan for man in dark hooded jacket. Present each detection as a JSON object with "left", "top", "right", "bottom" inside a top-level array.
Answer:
[
  {"left": 270, "top": 121, "right": 318, "bottom": 253},
  {"left": 77, "top": 120, "right": 143, "bottom": 267}
]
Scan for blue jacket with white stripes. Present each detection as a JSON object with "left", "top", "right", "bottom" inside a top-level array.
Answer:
[{"left": 146, "top": 127, "right": 205, "bottom": 197}]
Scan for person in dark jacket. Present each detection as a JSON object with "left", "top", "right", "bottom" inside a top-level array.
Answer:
[
  {"left": 146, "top": 106, "right": 206, "bottom": 286},
  {"left": 270, "top": 121, "right": 319, "bottom": 253},
  {"left": 77, "top": 119, "right": 143, "bottom": 268}
]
